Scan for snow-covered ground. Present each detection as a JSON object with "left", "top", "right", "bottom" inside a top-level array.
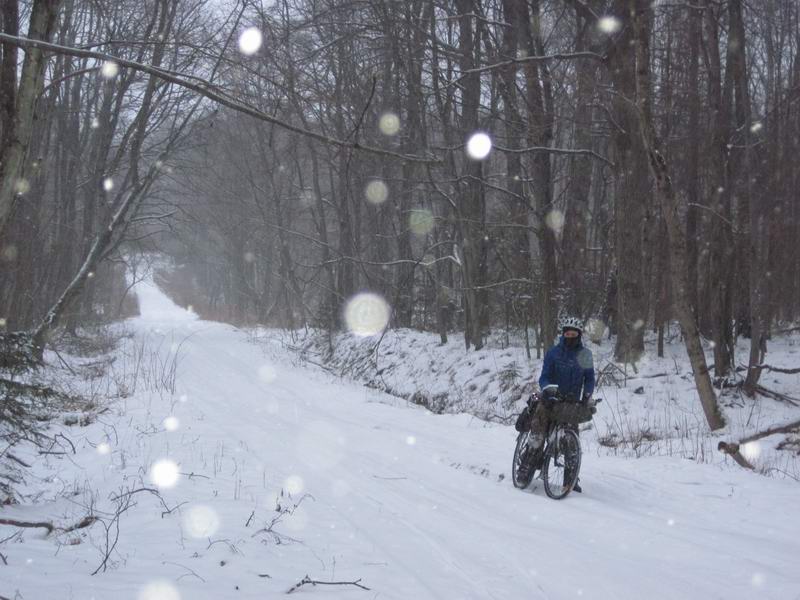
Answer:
[
  {"left": 2, "top": 277, "right": 800, "bottom": 599},
  {"left": 260, "top": 324, "right": 800, "bottom": 474}
]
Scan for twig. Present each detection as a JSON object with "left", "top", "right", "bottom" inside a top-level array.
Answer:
[
  {"left": 162, "top": 501, "right": 188, "bottom": 518},
  {"left": 761, "top": 468, "right": 800, "bottom": 482},
  {"left": 5, "top": 454, "right": 31, "bottom": 468},
  {"left": 493, "top": 143, "right": 614, "bottom": 167},
  {"left": 445, "top": 51, "right": 605, "bottom": 86},
  {"left": 162, "top": 560, "right": 206, "bottom": 583},
  {"left": 0, "top": 531, "right": 22, "bottom": 545},
  {"left": 109, "top": 486, "right": 161, "bottom": 503},
  {"left": 286, "top": 575, "right": 370, "bottom": 594},
  {"left": 52, "top": 347, "right": 77, "bottom": 375},
  {"left": 55, "top": 432, "right": 77, "bottom": 454}
]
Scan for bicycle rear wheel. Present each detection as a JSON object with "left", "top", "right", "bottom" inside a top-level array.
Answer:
[
  {"left": 542, "top": 428, "right": 581, "bottom": 499},
  {"left": 512, "top": 431, "right": 535, "bottom": 489}
]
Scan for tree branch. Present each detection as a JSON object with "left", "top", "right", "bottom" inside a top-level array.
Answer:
[
  {"left": 493, "top": 143, "right": 614, "bottom": 167},
  {"left": 444, "top": 51, "right": 606, "bottom": 88},
  {"left": 0, "top": 33, "right": 439, "bottom": 165}
]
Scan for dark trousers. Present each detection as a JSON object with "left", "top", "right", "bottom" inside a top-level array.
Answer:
[{"left": 530, "top": 401, "right": 550, "bottom": 448}]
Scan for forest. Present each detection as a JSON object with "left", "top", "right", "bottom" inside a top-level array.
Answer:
[{"left": 2, "top": 0, "right": 800, "bottom": 444}]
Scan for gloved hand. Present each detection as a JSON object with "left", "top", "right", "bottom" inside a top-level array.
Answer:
[
  {"left": 582, "top": 392, "right": 593, "bottom": 405},
  {"left": 542, "top": 386, "right": 559, "bottom": 401}
]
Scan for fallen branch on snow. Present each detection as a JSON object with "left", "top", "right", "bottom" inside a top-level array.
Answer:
[
  {"left": 718, "top": 417, "right": 800, "bottom": 470},
  {"left": 753, "top": 363, "right": 800, "bottom": 375},
  {"left": 0, "top": 515, "right": 98, "bottom": 535},
  {"left": 752, "top": 384, "right": 800, "bottom": 406},
  {"left": 286, "top": 575, "right": 370, "bottom": 594}
]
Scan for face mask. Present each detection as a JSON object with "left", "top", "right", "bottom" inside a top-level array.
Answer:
[{"left": 564, "top": 335, "right": 580, "bottom": 349}]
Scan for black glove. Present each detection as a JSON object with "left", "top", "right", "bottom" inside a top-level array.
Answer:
[
  {"left": 582, "top": 392, "right": 592, "bottom": 404},
  {"left": 542, "top": 387, "right": 559, "bottom": 401}
]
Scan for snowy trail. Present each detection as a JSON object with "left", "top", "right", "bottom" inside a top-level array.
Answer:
[{"left": 3, "top": 278, "right": 799, "bottom": 600}]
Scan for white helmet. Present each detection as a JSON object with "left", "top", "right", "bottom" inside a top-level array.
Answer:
[{"left": 558, "top": 315, "right": 584, "bottom": 334}]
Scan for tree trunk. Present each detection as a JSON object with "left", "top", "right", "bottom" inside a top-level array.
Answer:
[
  {"left": 608, "top": 0, "right": 649, "bottom": 364},
  {"left": 562, "top": 0, "right": 601, "bottom": 316},
  {"left": 0, "top": 0, "right": 19, "bottom": 157},
  {"left": 629, "top": 0, "right": 725, "bottom": 430},
  {"left": 522, "top": 0, "right": 558, "bottom": 348},
  {"left": 0, "top": 0, "right": 61, "bottom": 237},
  {"left": 455, "top": 0, "right": 488, "bottom": 350}
]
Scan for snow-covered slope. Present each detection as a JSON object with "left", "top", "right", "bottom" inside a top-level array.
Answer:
[
  {"left": 2, "top": 279, "right": 799, "bottom": 599},
  {"left": 263, "top": 326, "right": 800, "bottom": 473}
]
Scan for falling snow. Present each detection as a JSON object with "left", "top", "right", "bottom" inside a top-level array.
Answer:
[
  {"left": 409, "top": 209, "right": 435, "bottom": 235},
  {"left": 138, "top": 580, "right": 181, "bottom": 600},
  {"left": 379, "top": 112, "right": 401, "bottom": 136},
  {"left": 101, "top": 60, "right": 119, "bottom": 78},
  {"left": 149, "top": 459, "right": 180, "bottom": 488},
  {"left": 466, "top": 132, "right": 492, "bottom": 160},
  {"left": 285, "top": 475, "right": 304, "bottom": 495},
  {"left": 344, "top": 292, "right": 390, "bottom": 336},
  {"left": 365, "top": 180, "right": 389, "bottom": 204},
  {"left": 598, "top": 16, "right": 622, "bottom": 35},
  {"left": 545, "top": 209, "right": 564, "bottom": 232},
  {"left": 238, "top": 27, "right": 263, "bottom": 55},
  {"left": 183, "top": 505, "right": 220, "bottom": 538},
  {"left": 14, "top": 178, "right": 30, "bottom": 195}
]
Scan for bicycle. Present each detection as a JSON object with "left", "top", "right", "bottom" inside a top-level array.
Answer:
[{"left": 512, "top": 393, "right": 600, "bottom": 499}]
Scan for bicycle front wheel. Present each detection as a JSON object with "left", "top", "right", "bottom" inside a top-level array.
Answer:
[{"left": 543, "top": 428, "right": 582, "bottom": 499}]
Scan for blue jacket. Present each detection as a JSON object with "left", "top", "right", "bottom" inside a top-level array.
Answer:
[{"left": 538, "top": 337, "right": 595, "bottom": 399}]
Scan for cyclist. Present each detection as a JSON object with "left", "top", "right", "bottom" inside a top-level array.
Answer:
[{"left": 531, "top": 316, "right": 595, "bottom": 492}]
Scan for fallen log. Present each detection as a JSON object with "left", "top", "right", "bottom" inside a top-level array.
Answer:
[{"left": 718, "top": 418, "right": 800, "bottom": 470}]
